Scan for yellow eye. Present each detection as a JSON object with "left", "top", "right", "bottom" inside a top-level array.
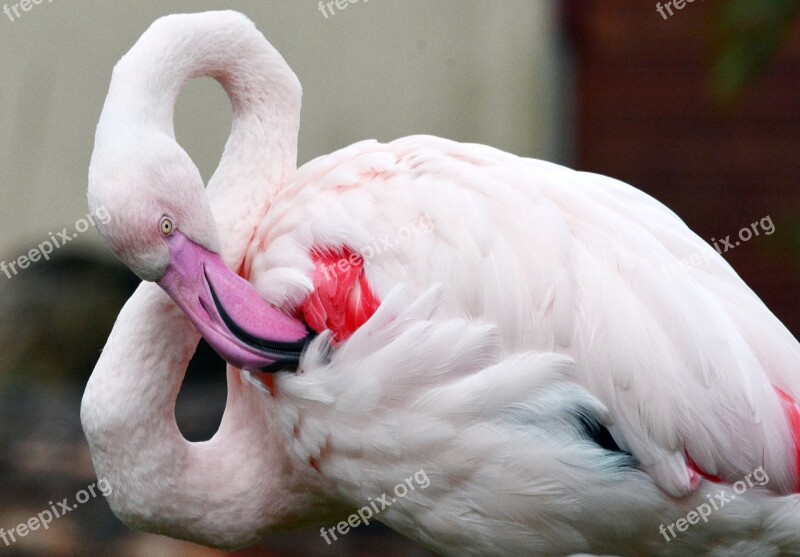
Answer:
[{"left": 160, "top": 217, "right": 174, "bottom": 236}]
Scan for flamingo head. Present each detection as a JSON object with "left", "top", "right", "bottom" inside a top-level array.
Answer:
[{"left": 88, "top": 132, "right": 312, "bottom": 372}]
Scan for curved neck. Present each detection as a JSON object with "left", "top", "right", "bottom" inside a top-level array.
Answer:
[
  {"left": 102, "top": 10, "right": 301, "bottom": 268},
  {"left": 82, "top": 13, "right": 330, "bottom": 547},
  {"left": 82, "top": 285, "right": 333, "bottom": 547}
]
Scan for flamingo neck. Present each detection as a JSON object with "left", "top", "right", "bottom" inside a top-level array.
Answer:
[
  {"left": 81, "top": 13, "right": 327, "bottom": 546},
  {"left": 81, "top": 284, "right": 332, "bottom": 547},
  {"left": 103, "top": 10, "right": 301, "bottom": 268}
]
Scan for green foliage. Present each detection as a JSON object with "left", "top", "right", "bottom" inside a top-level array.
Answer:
[{"left": 710, "top": 0, "right": 800, "bottom": 104}]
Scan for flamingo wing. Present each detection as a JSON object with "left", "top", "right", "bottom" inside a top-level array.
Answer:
[{"left": 246, "top": 135, "right": 800, "bottom": 497}]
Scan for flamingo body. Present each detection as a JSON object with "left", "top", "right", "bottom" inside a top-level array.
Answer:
[
  {"left": 81, "top": 11, "right": 800, "bottom": 556},
  {"left": 257, "top": 133, "right": 800, "bottom": 493}
]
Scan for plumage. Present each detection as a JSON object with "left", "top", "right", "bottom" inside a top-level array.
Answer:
[
  {"left": 300, "top": 248, "right": 381, "bottom": 343},
  {"left": 81, "top": 10, "right": 800, "bottom": 556}
]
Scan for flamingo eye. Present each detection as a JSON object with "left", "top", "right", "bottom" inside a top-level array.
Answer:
[{"left": 160, "top": 217, "right": 174, "bottom": 236}]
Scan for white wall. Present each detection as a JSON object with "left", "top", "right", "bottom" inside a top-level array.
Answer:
[{"left": 0, "top": 0, "right": 571, "bottom": 258}]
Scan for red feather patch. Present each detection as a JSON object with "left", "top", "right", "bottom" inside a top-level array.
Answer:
[
  {"left": 775, "top": 386, "right": 800, "bottom": 491},
  {"left": 300, "top": 248, "right": 381, "bottom": 343},
  {"left": 686, "top": 386, "right": 800, "bottom": 492}
]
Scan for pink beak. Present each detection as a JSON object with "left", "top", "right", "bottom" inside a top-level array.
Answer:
[{"left": 156, "top": 231, "right": 313, "bottom": 372}]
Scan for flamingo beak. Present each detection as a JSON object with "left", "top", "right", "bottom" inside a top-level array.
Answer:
[{"left": 156, "top": 231, "right": 313, "bottom": 372}]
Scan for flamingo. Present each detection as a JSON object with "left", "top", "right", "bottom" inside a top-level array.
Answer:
[{"left": 81, "top": 10, "right": 800, "bottom": 556}]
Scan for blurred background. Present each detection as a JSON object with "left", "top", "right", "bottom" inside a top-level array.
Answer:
[{"left": 0, "top": 0, "right": 799, "bottom": 555}]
